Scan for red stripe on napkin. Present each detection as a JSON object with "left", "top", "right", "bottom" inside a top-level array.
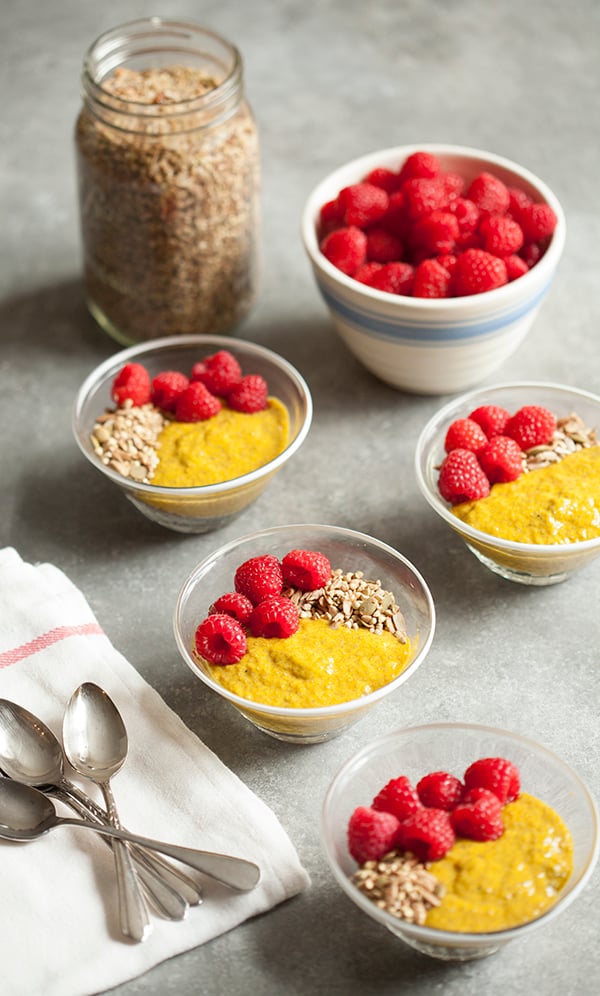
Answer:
[{"left": 0, "top": 623, "right": 105, "bottom": 668}]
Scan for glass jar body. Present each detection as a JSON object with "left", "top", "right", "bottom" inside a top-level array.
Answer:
[{"left": 75, "top": 19, "right": 260, "bottom": 345}]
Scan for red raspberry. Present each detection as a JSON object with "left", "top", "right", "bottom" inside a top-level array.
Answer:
[
  {"left": 416, "top": 771, "right": 464, "bottom": 811},
  {"left": 436, "top": 254, "right": 458, "bottom": 275},
  {"left": 337, "top": 183, "right": 389, "bottom": 227},
  {"left": 519, "top": 202, "right": 558, "bottom": 242},
  {"left": 505, "top": 404, "right": 557, "bottom": 450},
  {"left": 190, "top": 350, "right": 242, "bottom": 397},
  {"left": 468, "top": 404, "right": 511, "bottom": 438},
  {"left": 318, "top": 197, "right": 344, "bottom": 237},
  {"left": 194, "top": 613, "right": 247, "bottom": 665},
  {"left": 412, "top": 258, "right": 452, "bottom": 298},
  {"left": 444, "top": 417, "right": 488, "bottom": 454},
  {"left": 451, "top": 787, "right": 504, "bottom": 841},
  {"left": 369, "top": 261, "right": 414, "bottom": 296},
  {"left": 505, "top": 254, "right": 529, "bottom": 281},
  {"left": 249, "top": 595, "right": 299, "bottom": 639},
  {"left": 478, "top": 435, "right": 524, "bottom": 484},
  {"left": 363, "top": 166, "right": 401, "bottom": 193},
  {"left": 442, "top": 172, "right": 465, "bottom": 199},
  {"left": 452, "top": 249, "right": 508, "bottom": 296},
  {"left": 372, "top": 776, "right": 422, "bottom": 822},
  {"left": 111, "top": 362, "right": 152, "bottom": 407},
  {"left": 507, "top": 186, "right": 532, "bottom": 221},
  {"left": 347, "top": 806, "right": 400, "bottom": 864},
  {"left": 353, "top": 262, "right": 383, "bottom": 285},
  {"left": 448, "top": 197, "right": 480, "bottom": 234},
  {"left": 365, "top": 226, "right": 403, "bottom": 263},
  {"left": 403, "top": 177, "right": 449, "bottom": 221},
  {"left": 320, "top": 226, "right": 367, "bottom": 275},
  {"left": 151, "top": 370, "right": 189, "bottom": 412},
  {"left": 234, "top": 554, "right": 283, "bottom": 605},
  {"left": 479, "top": 215, "right": 524, "bottom": 256},
  {"left": 209, "top": 592, "right": 254, "bottom": 626},
  {"left": 281, "top": 549, "right": 331, "bottom": 591},
  {"left": 396, "top": 808, "right": 455, "bottom": 862},
  {"left": 463, "top": 757, "right": 521, "bottom": 805},
  {"left": 438, "top": 449, "right": 491, "bottom": 504},
  {"left": 520, "top": 241, "right": 544, "bottom": 268},
  {"left": 228, "top": 374, "right": 268, "bottom": 414},
  {"left": 175, "top": 381, "right": 221, "bottom": 422},
  {"left": 412, "top": 210, "right": 459, "bottom": 255},
  {"left": 380, "top": 190, "right": 409, "bottom": 238},
  {"left": 466, "top": 171, "right": 510, "bottom": 217},
  {"left": 397, "top": 150, "right": 441, "bottom": 184}
]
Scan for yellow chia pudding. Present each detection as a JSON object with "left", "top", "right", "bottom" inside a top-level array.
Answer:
[
  {"left": 203, "top": 616, "right": 413, "bottom": 708},
  {"left": 152, "top": 399, "right": 289, "bottom": 487},
  {"left": 425, "top": 793, "right": 573, "bottom": 932},
  {"left": 452, "top": 446, "right": 600, "bottom": 544}
]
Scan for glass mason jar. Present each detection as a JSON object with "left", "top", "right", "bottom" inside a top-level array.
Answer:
[{"left": 75, "top": 18, "right": 261, "bottom": 345}]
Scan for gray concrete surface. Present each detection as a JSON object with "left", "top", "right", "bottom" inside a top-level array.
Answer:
[{"left": 1, "top": 1, "right": 599, "bottom": 993}]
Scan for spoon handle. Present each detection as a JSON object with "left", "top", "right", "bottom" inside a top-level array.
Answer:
[
  {"left": 60, "top": 780, "right": 203, "bottom": 906},
  {"left": 58, "top": 816, "right": 261, "bottom": 891},
  {"left": 55, "top": 788, "right": 189, "bottom": 920},
  {"left": 101, "top": 782, "right": 152, "bottom": 943}
]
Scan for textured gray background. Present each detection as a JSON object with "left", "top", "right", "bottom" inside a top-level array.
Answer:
[{"left": 1, "top": 1, "right": 599, "bottom": 993}]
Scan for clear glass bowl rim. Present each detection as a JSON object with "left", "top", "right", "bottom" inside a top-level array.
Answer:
[
  {"left": 72, "top": 334, "right": 313, "bottom": 497},
  {"left": 414, "top": 380, "right": 600, "bottom": 555},
  {"left": 321, "top": 721, "right": 600, "bottom": 946},
  {"left": 173, "top": 522, "right": 436, "bottom": 718}
]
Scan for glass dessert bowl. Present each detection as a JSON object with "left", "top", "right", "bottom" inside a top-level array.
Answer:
[
  {"left": 173, "top": 523, "right": 435, "bottom": 743},
  {"left": 321, "top": 723, "right": 599, "bottom": 961},
  {"left": 72, "top": 335, "right": 312, "bottom": 533},
  {"left": 415, "top": 381, "right": 600, "bottom": 585}
]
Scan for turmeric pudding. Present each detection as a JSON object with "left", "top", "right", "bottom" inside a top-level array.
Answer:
[
  {"left": 452, "top": 446, "right": 600, "bottom": 544},
  {"left": 425, "top": 793, "right": 573, "bottom": 932},
  {"left": 204, "top": 616, "right": 412, "bottom": 708}
]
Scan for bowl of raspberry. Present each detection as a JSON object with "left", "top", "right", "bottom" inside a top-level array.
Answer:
[
  {"left": 72, "top": 335, "right": 313, "bottom": 533},
  {"left": 301, "top": 144, "right": 565, "bottom": 395},
  {"left": 321, "top": 723, "right": 599, "bottom": 961},
  {"left": 173, "top": 523, "right": 435, "bottom": 743},
  {"left": 415, "top": 381, "right": 600, "bottom": 584}
]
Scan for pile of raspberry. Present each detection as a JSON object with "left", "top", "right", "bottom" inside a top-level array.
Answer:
[
  {"left": 194, "top": 549, "right": 332, "bottom": 665},
  {"left": 318, "top": 150, "right": 558, "bottom": 298},
  {"left": 437, "top": 403, "right": 557, "bottom": 505},
  {"left": 110, "top": 349, "right": 269, "bottom": 421},
  {"left": 348, "top": 756, "right": 520, "bottom": 866}
]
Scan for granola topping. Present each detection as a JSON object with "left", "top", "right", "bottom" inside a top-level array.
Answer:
[
  {"left": 284, "top": 569, "right": 408, "bottom": 643},
  {"left": 523, "top": 413, "right": 598, "bottom": 470},
  {"left": 91, "top": 400, "right": 165, "bottom": 483},
  {"left": 352, "top": 851, "right": 445, "bottom": 924}
]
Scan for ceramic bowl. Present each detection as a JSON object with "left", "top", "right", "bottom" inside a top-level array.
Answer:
[
  {"left": 415, "top": 381, "right": 600, "bottom": 585},
  {"left": 72, "top": 335, "right": 312, "bottom": 533},
  {"left": 173, "top": 523, "right": 435, "bottom": 743},
  {"left": 321, "top": 723, "right": 599, "bottom": 961},
  {"left": 301, "top": 143, "right": 565, "bottom": 395}
]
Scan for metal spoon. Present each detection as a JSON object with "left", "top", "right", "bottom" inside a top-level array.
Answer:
[
  {"left": 63, "top": 684, "right": 151, "bottom": 943},
  {"left": 0, "top": 778, "right": 261, "bottom": 890},
  {"left": 0, "top": 697, "right": 200, "bottom": 914}
]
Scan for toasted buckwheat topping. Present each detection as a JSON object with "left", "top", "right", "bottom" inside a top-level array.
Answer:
[
  {"left": 284, "top": 568, "right": 408, "bottom": 643},
  {"left": 352, "top": 850, "right": 445, "bottom": 924},
  {"left": 91, "top": 399, "right": 165, "bottom": 483}
]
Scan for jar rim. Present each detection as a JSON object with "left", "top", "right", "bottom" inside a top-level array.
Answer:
[{"left": 81, "top": 16, "right": 243, "bottom": 122}]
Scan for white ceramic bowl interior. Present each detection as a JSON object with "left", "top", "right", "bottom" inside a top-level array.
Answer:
[
  {"left": 73, "top": 335, "right": 313, "bottom": 533},
  {"left": 415, "top": 381, "right": 600, "bottom": 585},
  {"left": 301, "top": 144, "right": 566, "bottom": 395},
  {"left": 173, "top": 523, "right": 435, "bottom": 743},
  {"left": 322, "top": 723, "right": 599, "bottom": 961}
]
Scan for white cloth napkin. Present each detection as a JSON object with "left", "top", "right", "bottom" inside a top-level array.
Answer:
[{"left": 0, "top": 548, "right": 310, "bottom": 996}]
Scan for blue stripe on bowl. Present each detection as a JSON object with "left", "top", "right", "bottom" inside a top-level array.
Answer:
[{"left": 316, "top": 276, "right": 554, "bottom": 343}]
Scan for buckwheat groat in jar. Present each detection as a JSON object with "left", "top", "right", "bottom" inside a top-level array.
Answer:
[{"left": 75, "top": 18, "right": 260, "bottom": 344}]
